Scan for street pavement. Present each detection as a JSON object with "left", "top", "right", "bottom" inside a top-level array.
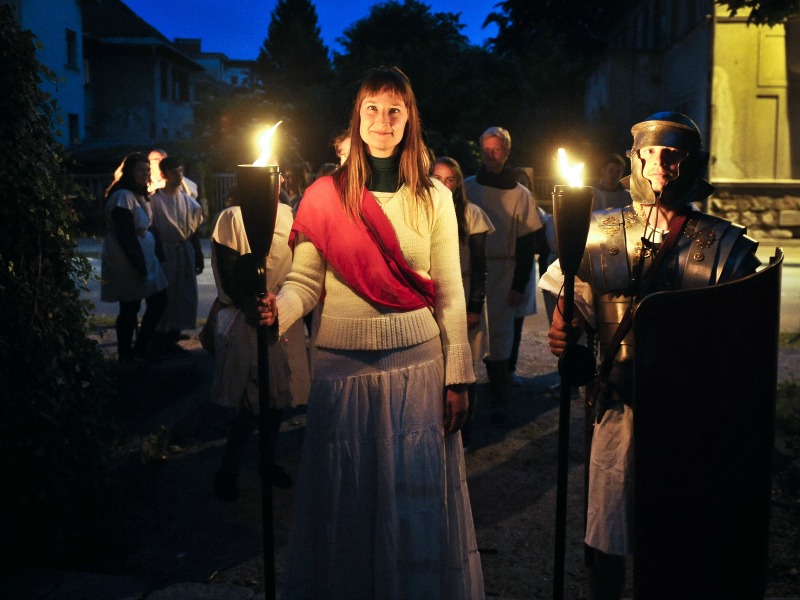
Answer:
[{"left": 13, "top": 236, "right": 798, "bottom": 600}]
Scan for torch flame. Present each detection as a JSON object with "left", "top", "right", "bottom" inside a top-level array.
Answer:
[
  {"left": 253, "top": 120, "right": 283, "bottom": 166},
  {"left": 557, "top": 148, "right": 584, "bottom": 187}
]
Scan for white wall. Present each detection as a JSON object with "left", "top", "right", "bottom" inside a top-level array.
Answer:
[{"left": 7, "top": 0, "right": 86, "bottom": 146}]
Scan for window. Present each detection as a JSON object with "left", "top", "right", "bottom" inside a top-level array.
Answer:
[
  {"left": 68, "top": 113, "right": 79, "bottom": 145},
  {"left": 160, "top": 62, "right": 169, "bottom": 99},
  {"left": 65, "top": 29, "right": 77, "bottom": 68},
  {"left": 172, "top": 69, "right": 190, "bottom": 102}
]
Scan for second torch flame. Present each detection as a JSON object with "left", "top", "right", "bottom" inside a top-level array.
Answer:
[
  {"left": 557, "top": 147, "right": 585, "bottom": 187},
  {"left": 253, "top": 120, "right": 283, "bottom": 166}
]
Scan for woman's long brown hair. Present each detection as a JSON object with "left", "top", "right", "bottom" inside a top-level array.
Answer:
[{"left": 334, "top": 66, "right": 432, "bottom": 222}]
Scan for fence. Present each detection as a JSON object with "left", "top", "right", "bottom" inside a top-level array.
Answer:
[{"left": 71, "top": 172, "right": 239, "bottom": 235}]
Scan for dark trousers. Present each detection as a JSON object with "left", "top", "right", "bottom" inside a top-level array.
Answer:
[
  {"left": 116, "top": 289, "right": 167, "bottom": 359},
  {"left": 220, "top": 407, "right": 283, "bottom": 475},
  {"left": 508, "top": 316, "right": 524, "bottom": 373}
]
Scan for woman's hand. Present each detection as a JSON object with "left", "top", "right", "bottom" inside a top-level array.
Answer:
[
  {"left": 443, "top": 384, "right": 468, "bottom": 435},
  {"left": 243, "top": 293, "right": 278, "bottom": 328},
  {"left": 548, "top": 297, "right": 584, "bottom": 357},
  {"left": 466, "top": 311, "right": 480, "bottom": 329}
]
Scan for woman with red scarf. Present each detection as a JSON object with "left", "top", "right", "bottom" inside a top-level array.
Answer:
[{"left": 257, "top": 66, "right": 484, "bottom": 599}]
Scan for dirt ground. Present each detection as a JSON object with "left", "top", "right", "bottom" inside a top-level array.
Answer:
[{"left": 75, "top": 310, "right": 800, "bottom": 599}]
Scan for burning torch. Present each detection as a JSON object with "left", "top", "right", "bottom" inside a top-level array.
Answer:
[
  {"left": 234, "top": 122, "right": 282, "bottom": 600},
  {"left": 552, "top": 148, "right": 595, "bottom": 600}
]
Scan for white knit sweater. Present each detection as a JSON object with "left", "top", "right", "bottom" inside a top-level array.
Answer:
[{"left": 276, "top": 181, "right": 475, "bottom": 385}]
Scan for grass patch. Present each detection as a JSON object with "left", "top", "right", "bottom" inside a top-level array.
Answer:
[{"left": 779, "top": 332, "right": 800, "bottom": 348}]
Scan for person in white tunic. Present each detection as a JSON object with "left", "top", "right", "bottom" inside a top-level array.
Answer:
[
  {"left": 149, "top": 155, "right": 204, "bottom": 352},
  {"left": 101, "top": 152, "right": 169, "bottom": 363},
  {"left": 255, "top": 66, "right": 484, "bottom": 600},
  {"left": 208, "top": 198, "right": 310, "bottom": 501},
  {"left": 464, "top": 127, "right": 543, "bottom": 423},
  {"left": 433, "top": 156, "right": 494, "bottom": 449}
]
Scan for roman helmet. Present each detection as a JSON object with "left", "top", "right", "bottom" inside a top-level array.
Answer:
[{"left": 626, "top": 112, "right": 713, "bottom": 206}]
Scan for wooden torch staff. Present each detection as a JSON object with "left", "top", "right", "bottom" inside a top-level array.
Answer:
[
  {"left": 551, "top": 183, "right": 595, "bottom": 600},
  {"left": 235, "top": 163, "right": 281, "bottom": 600}
]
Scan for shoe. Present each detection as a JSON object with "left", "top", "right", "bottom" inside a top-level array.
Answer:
[
  {"left": 214, "top": 467, "right": 239, "bottom": 502},
  {"left": 511, "top": 373, "right": 523, "bottom": 387},
  {"left": 271, "top": 465, "right": 293, "bottom": 489}
]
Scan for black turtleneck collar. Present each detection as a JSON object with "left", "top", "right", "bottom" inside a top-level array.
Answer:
[
  {"left": 366, "top": 154, "right": 400, "bottom": 192},
  {"left": 476, "top": 163, "right": 518, "bottom": 190}
]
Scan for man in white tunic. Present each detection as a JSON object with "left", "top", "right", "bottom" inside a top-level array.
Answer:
[
  {"left": 209, "top": 200, "right": 310, "bottom": 499},
  {"left": 464, "top": 127, "right": 543, "bottom": 423},
  {"left": 150, "top": 155, "right": 204, "bottom": 352}
]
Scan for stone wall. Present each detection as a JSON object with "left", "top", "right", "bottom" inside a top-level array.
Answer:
[{"left": 709, "top": 188, "right": 800, "bottom": 240}]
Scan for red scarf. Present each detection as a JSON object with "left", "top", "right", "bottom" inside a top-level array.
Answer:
[{"left": 290, "top": 176, "right": 435, "bottom": 311}]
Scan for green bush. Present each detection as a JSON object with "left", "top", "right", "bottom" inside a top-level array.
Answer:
[{"left": 0, "top": 6, "right": 116, "bottom": 566}]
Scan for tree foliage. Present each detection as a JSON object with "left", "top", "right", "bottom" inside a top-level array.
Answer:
[
  {"left": 0, "top": 5, "right": 114, "bottom": 566},
  {"left": 251, "top": 0, "right": 337, "bottom": 168},
  {"left": 716, "top": 0, "right": 800, "bottom": 25},
  {"left": 255, "top": 0, "right": 332, "bottom": 91},
  {"left": 485, "top": 0, "right": 621, "bottom": 59},
  {"left": 193, "top": 88, "right": 287, "bottom": 170}
]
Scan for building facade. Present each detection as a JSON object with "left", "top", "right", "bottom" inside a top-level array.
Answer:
[
  {"left": 585, "top": 1, "right": 800, "bottom": 239},
  {"left": 4, "top": 0, "right": 87, "bottom": 147}
]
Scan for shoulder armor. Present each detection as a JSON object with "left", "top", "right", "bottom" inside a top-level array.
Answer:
[{"left": 676, "top": 213, "right": 760, "bottom": 288}]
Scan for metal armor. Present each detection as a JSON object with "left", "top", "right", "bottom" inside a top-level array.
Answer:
[{"left": 577, "top": 201, "right": 760, "bottom": 402}]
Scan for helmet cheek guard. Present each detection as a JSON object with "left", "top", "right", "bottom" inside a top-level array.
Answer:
[{"left": 628, "top": 112, "right": 713, "bottom": 206}]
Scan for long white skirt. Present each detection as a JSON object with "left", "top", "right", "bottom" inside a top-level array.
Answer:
[{"left": 283, "top": 338, "right": 484, "bottom": 600}]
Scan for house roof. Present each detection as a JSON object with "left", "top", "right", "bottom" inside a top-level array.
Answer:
[{"left": 82, "top": 0, "right": 204, "bottom": 70}]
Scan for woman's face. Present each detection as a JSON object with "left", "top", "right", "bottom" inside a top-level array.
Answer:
[
  {"left": 359, "top": 90, "right": 408, "bottom": 158},
  {"left": 432, "top": 163, "right": 458, "bottom": 192},
  {"left": 132, "top": 161, "right": 150, "bottom": 188}
]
